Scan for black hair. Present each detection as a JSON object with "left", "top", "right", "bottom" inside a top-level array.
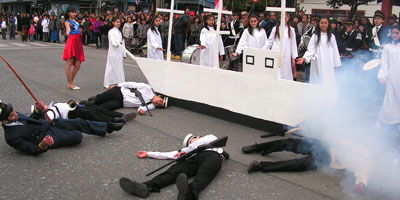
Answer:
[
  {"left": 150, "top": 16, "right": 161, "bottom": 34},
  {"left": 64, "top": 6, "right": 76, "bottom": 20},
  {"left": 314, "top": 17, "right": 332, "bottom": 45},
  {"left": 193, "top": 16, "right": 200, "bottom": 24},
  {"left": 391, "top": 25, "right": 400, "bottom": 43},
  {"left": 111, "top": 16, "right": 120, "bottom": 23},
  {"left": 204, "top": 15, "right": 215, "bottom": 30},
  {"left": 247, "top": 14, "right": 260, "bottom": 36}
]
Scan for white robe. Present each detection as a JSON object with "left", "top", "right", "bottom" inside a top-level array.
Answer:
[
  {"left": 235, "top": 28, "right": 267, "bottom": 54},
  {"left": 104, "top": 27, "right": 126, "bottom": 88},
  {"left": 378, "top": 42, "right": 400, "bottom": 125},
  {"left": 303, "top": 33, "right": 341, "bottom": 107},
  {"left": 264, "top": 25, "right": 298, "bottom": 80},
  {"left": 199, "top": 27, "right": 225, "bottom": 68},
  {"left": 147, "top": 27, "right": 164, "bottom": 60}
]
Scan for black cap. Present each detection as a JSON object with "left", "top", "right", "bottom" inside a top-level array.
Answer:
[
  {"left": 390, "top": 14, "right": 398, "bottom": 19},
  {"left": 346, "top": 20, "right": 354, "bottom": 26},
  {"left": 374, "top": 10, "right": 385, "bottom": 19},
  {"left": 0, "top": 102, "right": 13, "bottom": 121},
  {"left": 311, "top": 15, "right": 320, "bottom": 21}
]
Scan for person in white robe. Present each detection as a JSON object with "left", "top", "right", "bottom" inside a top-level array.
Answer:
[
  {"left": 104, "top": 18, "right": 126, "bottom": 88},
  {"left": 199, "top": 15, "right": 225, "bottom": 68},
  {"left": 297, "top": 17, "right": 341, "bottom": 107},
  {"left": 377, "top": 26, "right": 400, "bottom": 130},
  {"left": 263, "top": 13, "right": 298, "bottom": 80},
  {"left": 232, "top": 15, "right": 267, "bottom": 56},
  {"left": 147, "top": 16, "right": 164, "bottom": 60}
]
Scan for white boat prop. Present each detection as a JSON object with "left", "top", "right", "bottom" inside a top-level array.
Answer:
[{"left": 119, "top": 0, "right": 327, "bottom": 127}]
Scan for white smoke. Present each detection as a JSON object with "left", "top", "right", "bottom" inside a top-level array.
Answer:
[{"left": 297, "top": 55, "right": 400, "bottom": 199}]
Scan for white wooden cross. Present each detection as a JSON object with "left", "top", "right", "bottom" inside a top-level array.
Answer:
[
  {"left": 156, "top": 0, "right": 184, "bottom": 61},
  {"left": 266, "top": 1, "right": 295, "bottom": 68},
  {"left": 203, "top": 0, "right": 232, "bottom": 69}
]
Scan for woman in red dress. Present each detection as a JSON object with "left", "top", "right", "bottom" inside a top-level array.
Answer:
[{"left": 63, "top": 7, "right": 85, "bottom": 90}]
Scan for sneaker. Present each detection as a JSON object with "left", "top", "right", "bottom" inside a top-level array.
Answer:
[
  {"left": 119, "top": 177, "right": 150, "bottom": 198},
  {"left": 176, "top": 173, "right": 189, "bottom": 200}
]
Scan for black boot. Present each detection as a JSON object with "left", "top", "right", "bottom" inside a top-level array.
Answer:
[
  {"left": 241, "top": 143, "right": 262, "bottom": 154},
  {"left": 107, "top": 122, "right": 124, "bottom": 133},
  {"left": 113, "top": 112, "right": 137, "bottom": 124},
  {"left": 176, "top": 173, "right": 196, "bottom": 200},
  {"left": 247, "top": 160, "right": 262, "bottom": 173},
  {"left": 119, "top": 177, "right": 150, "bottom": 198}
]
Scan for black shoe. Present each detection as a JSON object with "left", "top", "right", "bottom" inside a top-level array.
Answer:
[
  {"left": 88, "top": 96, "right": 96, "bottom": 101},
  {"left": 176, "top": 173, "right": 189, "bottom": 200},
  {"left": 247, "top": 160, "right": 261, "bottom": 173},
  {"left": 119, "top": 177, "right": 150, "bottom": 198},
  {"left": 241, "top": 143, "right": 261, "bottom": 154},
  {"left": 107, "top": 122, "right": 124, "bottom": 133},
  {"left": 113, "top": 113, "right": 137, "bottom": 124}
]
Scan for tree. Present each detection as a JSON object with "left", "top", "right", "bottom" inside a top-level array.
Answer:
[{"left": 326, "top": 0, "right": 375, "bottom": 21}]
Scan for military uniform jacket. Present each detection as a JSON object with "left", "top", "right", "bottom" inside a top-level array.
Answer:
[
  {"left": 2, "top": 113, "right": 50, "bottom": 155},
  {"left": 366, "top": 25, "right": 390, "bottom": 50},
  {"left": 339, "top": 29, "right": 363, "bottom": 53}
]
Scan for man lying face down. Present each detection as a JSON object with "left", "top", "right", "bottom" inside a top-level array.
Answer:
[{"left": 80, "top": 81, "right": 167, "bottom": 115}]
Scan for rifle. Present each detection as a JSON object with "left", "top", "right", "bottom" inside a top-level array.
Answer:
[{"left": 146, "top": 136, "right": 228, "bottom": 176}]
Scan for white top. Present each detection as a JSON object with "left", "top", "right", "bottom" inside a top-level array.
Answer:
[
  {"left": 199, "top": 27, "right": 225, "bottom": 68},
  {"left": 118, "top": 82, "right": 155, "bottom": 112},
  {"left": 122, "top": 22, "right": 134, "bottom": 38},
  {"left": 235, "top": 28, "right": 267, "bottom": 54},
  {"left": 46, "top": 103, "right": 71, "bottom": 120},
  {"left": 41, "top": 18, "right": 49, "bottom": 32},
  {"left": 104, "top": 27, "right": 126, "bottom": 87},
  {"left": 147, "top": 134, "right": 220, "bottom": 160},
  {"left": 147, "top": 27, "right": 164, "bottom": 60}
]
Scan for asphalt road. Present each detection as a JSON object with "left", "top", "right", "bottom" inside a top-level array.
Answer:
[{"left": 0, "top": 38, "right": 385, "bottom": 200}]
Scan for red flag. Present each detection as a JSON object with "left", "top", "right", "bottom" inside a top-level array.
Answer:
[{"left": 214, "top": 0, "right": 219, "bottom": 9}]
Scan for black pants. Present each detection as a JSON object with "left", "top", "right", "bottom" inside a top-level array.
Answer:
[
  {"left": 68, "top": 106, "right": 123, "bottom": 123},
  {"left": 94, "top": 86, "right": 124, "bottom": 110},
  {"left": 257, "top": 138, "right": 330, "bottom": 172},
  {"left": 94, "top": 32, "right": 101, "bottom": 48},
  {"left": 145, "top": 151, "right": 222, "bottom": 197}
]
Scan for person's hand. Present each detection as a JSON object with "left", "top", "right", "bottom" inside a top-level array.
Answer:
[
  {"left": 41, "top": 135, "right": 54, "bottom": 147},
  {"left": 174, "top": 151, "right": 186, "bottom": 158},
  {"left": 354, "top": 182, "right": 366, "bottom": 194},
  {"left": 296, "top": 57, "right": 305, "bottom": 65},
  {"left": 124, "top": 57, "right": 127, "bottom": 59},
  {"left": 107, "top": 85, "right": 117, "bottom": 90},
  {"left": 231, "top": 52, "right": 238, "bottom": 57},
  {"left": 378, "top": 78, "right": 386, "bottom": 84},
  {"left": 219, "top": 55, "right": 223, "bottom": 61},
  {"left": 291, "top": 58, "right": 296, "bottom": 68},
  {"left": 199, "top": 45, "right": 205, "bottom": 49},
  {"left": 35, "top": 101, "right": 46, "bottom": 112},
  {"left": 138, "top": 109, "right": 146, "bottom": 115},
  {"left": 137, "top": 151, "right": 148, "bottom": 158},
  {"left": 120, "top": 42, "right": 123, "bottom": 45},
  {"left": 157, "top": 48, "right": 163, "bottom": 51}
]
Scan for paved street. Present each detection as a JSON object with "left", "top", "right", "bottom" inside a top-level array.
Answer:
[{"left": 0, "top": 38, "right": 385, "bottom": 200}]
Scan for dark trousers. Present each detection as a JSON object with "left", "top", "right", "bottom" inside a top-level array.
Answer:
[
  {"left": 145, "top": 151, "right": 222, "bottom": 196},
  {"left": 82, "top": 31, "right": 88, "bottom": 45},
  {"left": 94, "top": 32, "right": 101, "bottom": 48},
  {"left": 257, "top": 139, "right": 330, "bottom": 172},
  {"left": 48, "top": 118, "right": 108, "bottom": 148},
  {"left": 174, "top": 33, "right": 184, "bottom": 56},
  {"left": 94, "top": 86, "right": 124, "bottom": 110},
  {"left": 68, "top": 106, "right": 123, "bottom": 123}
]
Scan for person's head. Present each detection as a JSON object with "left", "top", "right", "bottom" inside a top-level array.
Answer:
[
  {"left": 389, "top": 14, "right": 398, "bottom": 25},
  {"left": 153, "top": 16, "right": 161, "bottom": 27},
  {"left": 361, "top": 17, "right": 369, "bottom": 25},
  {"left": 163, "top": 14, "right": 169, "bottom": 21},
  {"left": 0, "top": 102, "right": 17, "bottom": 124},
  {"left": 318, "top": 17, "right": 329, "bottom": 32},
  {"left": 185, "top": 8, "right": 190, "bottom": 15},
  {"left": 314, "top": 17, "right": 332, "bottom": 44},
  {"left": 249, "top": 14, "right": 259, "bottom": 28},
  {"left": 111, "top": 17, "right": 121, "bottom": 28},
  {"left": 284, "top": 13, "right": 290, "bottom": 25},
  {"left": 96, "top": 17, "right": 100, "bottom": 22},
  {"left": 114, "top": 8, "right": 119, "bottom": 14},
  {"left": 151, "top": 95, "right": 164, "bottom": 107},
  {"left": 269, "top": 12, "right": 276, "bottom": 21},
  {"left": 127, "top": 17, "right": 132, "bottom": 23},
  {"left": 345, "top": 20, "right": 355, "bottom": 33},
  {"left": 204, "top": 15, "right": 215, "bottom": 28},
  {"left": 232, "top": 13, "right": 239, "bottom": 20},
  {"left": 258, "top": 13, "right": 264, "bottom": 22},
  {"left": 141, "top": 19, "right": 146, "bottom": 25},
  {"left": 65, "top": 6, "right": 77, "bottom": 20},
  {"left": 194, "top": 16, "right": 200, "bottom": 24},
  {"left": 103, "top": 20, "right": 108, "bottom": 25},
  {"left": 330, "top": 19, "right": 337, "bottom": 30},
  {"left": 358, "top": 24, "right": 365, "bottom": 32},
  {"left": 182, "top": 134, "right": 201, "bottom": 147},
  {"left": 391, "top": 25, "right": 400, "bottom": 42},
  {"left": 311, "top": 16, "right": 319, "bottom": 27},
  {"left": 302, "top": 14, "right": 309, "bottom": 23},
  {"left": 373, "top": 10, "right": 385, "bottom": 26},
  {"left": 292, "top": 15, "right": 300, "bottom": 24},
  {"left": 221, "top": 21, "right": 227, "bottom": 29},
  {"left": 241, "top": 11, "right": 248, "bottom": 19},
  {"left": 49, "top": 15, "right": 53, "bottom": 20}
]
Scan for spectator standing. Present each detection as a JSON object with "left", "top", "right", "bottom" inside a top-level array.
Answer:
[
  {"left": 49, "top": 15, "right": 60, "bottom": 43},
  {"left": 81, "top": 15, "right": 90, "bottom": 45},
  {"left": 199, "top": 15, "right": 225, "bottom": 68},
  {"left": 186, "top": 12, "right": 195, "bottom": 44},
  {"left": 160, "top": 15, "right": 169, "bottom": 50},
  {"left": 93, "top": 17, "right": 103, "bottom": 49},
  {"left": 173, "top": 14, "right": 186, "bottom": 56},
  {"left": 189, "top": 16, "right": 202, "bottom": 45},
  {"left": 297, "top": 14, "right": 312, "bottom": 38},
  {"left": 104, "top": 17, "right": 126, "bottom": 88},
  {"left": 227, "top": 13, "right": 241, "bottom": 46},
  {"left": 122, "top": 17, "right": 134, "bottom": 50},
  {"left": 89, "top": 13, "right": 96, "bottom": 43},
  {"left": 8, "top": 14, "right": 16, "bottom": 40},
  {"left": 366, "top": 10, "right": 390, "bottom": 52},
  {"left": 1, "top": 17, "right": 6, "bottom": 39},
  {"left": 137, "top": 19, "right": 149, "bottom": 54},
  {"left": 100, "top": 20, "right": 110, "bottom": 49},
  {"left": 264, "top": 12, "right": 277, "bottom": 37},
  {"left": 29, "top": 23, "right": 35, "bottom": 41},
  {"left": 41, "top": 15, "right": 50, "bottom": 42}
]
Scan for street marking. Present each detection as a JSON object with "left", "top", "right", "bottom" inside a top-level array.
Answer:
[
  {"left": 125, "top": 63, "right": 139, "bottom": 68},
  {"left": 10, "top": 43, "right": 30, "bottom": 47},
  {"left": 0, "top": 44, "right": 8, "bottom": 47},
  {"left": 0, "top": 47, "right": 61, "bottom": 50},
  {"left": 30, "top": 43, "right": 49, "bottom": 47}
]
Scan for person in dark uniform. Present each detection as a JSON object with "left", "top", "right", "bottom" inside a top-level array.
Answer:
[
  {"left": 0, "top": 101, "right": 124, "bottom": 155},
  {"left": 338, "top": 21, "right": 363, "bottom": 56},
  {"left": 119, "top": 134, "right": 228, "bottom": 200},
  {"left": 365, "top": 10, "right": 390, "bottom": 53},
  {"left": 263, "top": 11, "right": 277, "bottom": 38},
  {"left": 226, "top": 13, "right": 241, "bottom": 46}
]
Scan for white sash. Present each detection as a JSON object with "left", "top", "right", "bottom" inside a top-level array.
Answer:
[{"left": 372, "top": 27, "right": 381, "bottom": 47}]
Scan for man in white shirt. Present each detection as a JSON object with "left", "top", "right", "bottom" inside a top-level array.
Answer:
[
  {"left": 41, "top": 15, "right": 50, "bottom": 42},
  {"left": 80, "top": 82, "right": 167, "bottom": 115},
  {"left": 119, "top": 134, "right": 228, "bottom": 200}
]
